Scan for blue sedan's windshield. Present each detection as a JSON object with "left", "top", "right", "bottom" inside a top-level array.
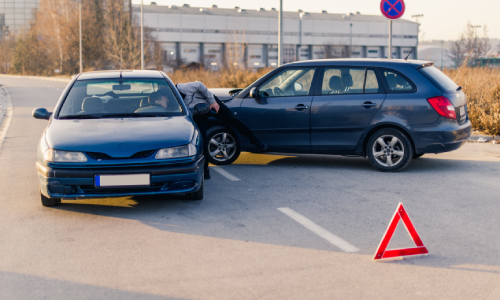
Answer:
[{"left": 59, "top": 79, "right": 184, "bottom": 119}]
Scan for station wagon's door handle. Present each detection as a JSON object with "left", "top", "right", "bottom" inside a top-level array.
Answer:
[
  {"left": 294, "top": 104, "right": 309, "bottom": 110},
  {"left": 362, "top": 102, "right": 377, "bottom": 108}
]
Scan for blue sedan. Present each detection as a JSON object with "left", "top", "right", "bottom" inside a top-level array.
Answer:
[{"left": 33, "top": 70, "right": 204, "bottom": 206}]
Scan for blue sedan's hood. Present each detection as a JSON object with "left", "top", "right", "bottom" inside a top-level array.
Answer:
[{"left": 46, "top": 117, "right": 194, "bottom": 158}]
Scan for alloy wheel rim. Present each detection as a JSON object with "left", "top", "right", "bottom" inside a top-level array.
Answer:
[
  {"left": 209, "top": 132, "right": 237, "bottom": 162},
  {"left": 372, "top": 135, "right": 405, "bottom": 167}
]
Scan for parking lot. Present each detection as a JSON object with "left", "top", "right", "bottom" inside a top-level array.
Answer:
[{"left": 1, "top": 76, "right": 499, "bottom": 299}]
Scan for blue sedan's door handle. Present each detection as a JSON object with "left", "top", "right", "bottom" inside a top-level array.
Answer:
[
  {"left": 362, "top": 102, "right": 377, "bottom": 108},
  {"left": 294, "top": 104, "right": 309, "bottom": 110}
]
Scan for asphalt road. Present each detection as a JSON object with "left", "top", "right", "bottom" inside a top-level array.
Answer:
[{"left": 0, "top": 76, "right": 499, "bottom": 299}]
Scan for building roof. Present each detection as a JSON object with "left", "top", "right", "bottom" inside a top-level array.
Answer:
[{"left": 134, "top": 3, "right": 414, "bottom": 24}]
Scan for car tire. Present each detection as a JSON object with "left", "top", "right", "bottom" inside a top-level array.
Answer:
[
  {"left": 366, "top": 128, "right": 413, "bottom": 172},
  {"left": 185, "top": 178, "right": 204, "bottom": 200},
  {"left": 205, "top": 126, "right": 241, "bottom": 165},
  {"left": 413, "top": 153, "right": 424, "bottom": 159},
  {"left": 41, "top": 192, "right": 61, "bottom": 207}
]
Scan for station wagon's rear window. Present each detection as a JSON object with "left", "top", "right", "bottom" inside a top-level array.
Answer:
[{"left": 58, "top": 79, "right": 183, "bottom": 119}]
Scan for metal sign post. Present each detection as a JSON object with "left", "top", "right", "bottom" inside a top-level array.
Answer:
[
  {"left": 278, "top": 0, "right": 283, "bottom": 67},
  {"left": 389, "top": 20, "right": 392, "bottom": 59},
  {"left": 380, "top": 0, "right": 406, "bottom": 59},
  {"left": 141, "top": 0, "right": 144, "bottom": 70}
]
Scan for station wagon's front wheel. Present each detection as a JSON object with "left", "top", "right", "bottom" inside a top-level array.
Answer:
[
  {"left": 206, "top": 126, "right": 241, "bottom": 165},
  {"left": 367, "top": 128, "right": 413, "bottom": 172}
]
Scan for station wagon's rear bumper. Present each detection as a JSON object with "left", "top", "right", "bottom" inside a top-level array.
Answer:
[
  {"left": 409, "top": 119, "right": 471, "bottom": 154},
  {"left": 37, "top": 157, "right": 204, "bottom": 199}
]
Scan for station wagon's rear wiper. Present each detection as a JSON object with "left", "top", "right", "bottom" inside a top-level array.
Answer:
[{"left": 59, "top": 114, "right": 102, "bottom": 119}]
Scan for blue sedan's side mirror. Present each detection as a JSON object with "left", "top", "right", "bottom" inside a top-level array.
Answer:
[{"left": 32, "top": 108, "right": 52, "bottom": 120}]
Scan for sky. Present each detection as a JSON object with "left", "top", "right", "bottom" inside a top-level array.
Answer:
[{"left": 131, "top": 0, "right": 499, "bottom": 41}]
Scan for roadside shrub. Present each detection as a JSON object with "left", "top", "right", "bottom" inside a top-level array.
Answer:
[
  {"left": 168, "top": 68, "right": 273, "bottom": 89},
  {"left": 444, "top": 68, "right": 500, "bottom": 136}
]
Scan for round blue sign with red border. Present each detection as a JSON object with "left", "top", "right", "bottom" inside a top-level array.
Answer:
[{"left": 380, "top": 0, "right": 405, "bottom": 20}]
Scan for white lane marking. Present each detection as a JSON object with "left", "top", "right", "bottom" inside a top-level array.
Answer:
[
  {"left": 277, "top": 207, "right": 360, "bottom": 253},
  {"left": 211, "top": 167, "right": 241, "bottom": 181},
  {"left": 0, "top": 87, "right": 13, "bottom": 153}
]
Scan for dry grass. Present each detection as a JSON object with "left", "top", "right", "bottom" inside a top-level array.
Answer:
[
  {"left": 168, "top": 68, "right": 273, "bottom": 89},
  {"left": 444, "top": 68, "right": 500, "bottom": 136},
  {"left": 167, "top": 66, "right": 500, "bottom": 136}
]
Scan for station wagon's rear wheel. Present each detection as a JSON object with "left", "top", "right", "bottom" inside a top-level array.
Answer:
[
  {"left": 206, "top": 126, "right": 241, "bottom": 165},
  {"left": 367, "top": 128, "right": 413, "bottom": 172}
]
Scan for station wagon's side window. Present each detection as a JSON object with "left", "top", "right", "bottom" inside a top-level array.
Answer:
[
  {"left": 259, "top": 68, "right": 315, "bottom": 97},
  {"left": 379, "top": 68, "right": 416, "bottom": 93},
  {"left": 364, "top": 69, "right": 382, "bottom": 94},
  {"left": 321, "top": 68, "right": 365, "bottom": 95},
  {"left": 320, "top": 67, "right": 383, "bottom": 95}
]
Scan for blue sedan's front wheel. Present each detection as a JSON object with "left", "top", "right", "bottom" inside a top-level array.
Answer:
[
  {"left": 185, "top": 178, "right": 204, "bottom": 200},
  {"left": 40, "top": 190, "right": 61, "bottom": 207}
]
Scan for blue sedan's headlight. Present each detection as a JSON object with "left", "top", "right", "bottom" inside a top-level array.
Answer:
[
  {"left": 44, "top": 149, "right": 88, "bottom": 162},
  {"left": 155, "top": 144, "right": 196, "bottom": 159}
]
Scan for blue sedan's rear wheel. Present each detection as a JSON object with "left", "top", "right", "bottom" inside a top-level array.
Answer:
[{"left": 206, "top": 126, "right": 241, "bottom": 165}]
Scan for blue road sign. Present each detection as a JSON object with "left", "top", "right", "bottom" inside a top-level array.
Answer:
[{"left": 380, "top": 0, "right": 406, "bottom": 20}]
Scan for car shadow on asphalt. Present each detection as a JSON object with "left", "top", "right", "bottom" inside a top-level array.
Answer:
[
  {"left": 243, "top": 153, "right": 500, "bottom": 174},
  {"left": 52, "top": 154, "right": 500, "bottom": 274},
  {"left": 0, "top": 271, "right": 184, "bottom": 300}
]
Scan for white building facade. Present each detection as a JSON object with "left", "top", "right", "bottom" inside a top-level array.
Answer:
[{"left": 134, "top": 4, "right": 418, "bottom": 69}]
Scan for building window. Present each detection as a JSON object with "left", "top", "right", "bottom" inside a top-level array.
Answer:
[
  {"left": 184, "top": 49, "right": 196, "bottom": 53},
  {"left": 368, "top": 50, "right": 378, "bottom": 53},
  {"left": 208, "top": 50, "right": 221, "bottom": 53},
  {"left": 250, "top": 55, "right": 261, "bottom": 59}
]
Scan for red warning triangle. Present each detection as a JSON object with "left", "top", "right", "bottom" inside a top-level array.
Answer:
[{"left": 373, "top": 203, "right": 428, "bottom": 260}]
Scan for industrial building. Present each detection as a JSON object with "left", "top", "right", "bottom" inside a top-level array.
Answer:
[
  {"left": 0, "top": 0, "right": 40, "bottom": 40},
  {"left": 134, "top": 3, "right": 419, "bottom": 70}
]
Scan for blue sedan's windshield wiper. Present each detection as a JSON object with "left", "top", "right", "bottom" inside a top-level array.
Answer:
[
  {"left": 99, "top": 113, "right": 167, "bottom": 118},
  {"left": 59, "top": 114, "right": 102, "bottom": 119}
]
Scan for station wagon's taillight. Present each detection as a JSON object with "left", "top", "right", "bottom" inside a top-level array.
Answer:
[{"left": 427, "top": 96, "right": 456, "bottom": 119}]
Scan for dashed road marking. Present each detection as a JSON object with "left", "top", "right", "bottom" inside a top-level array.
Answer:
[
  {"left": 211, "top": 167, "right": 241, "bottom": 181},
  {"left": 277, "top": 207, "right": 360, "bottom": 253}
]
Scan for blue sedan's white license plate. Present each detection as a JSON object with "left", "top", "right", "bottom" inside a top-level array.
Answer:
[
  {"left": 95, "top": 174, "right": 150, "bottom": 187},
  {"left": 460, "top": 106, "right": 465, "bottom": 116}
]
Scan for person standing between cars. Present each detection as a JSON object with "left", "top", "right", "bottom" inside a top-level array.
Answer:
[{"left": 166, "top": 81, "right": 267, "bottom": 179}]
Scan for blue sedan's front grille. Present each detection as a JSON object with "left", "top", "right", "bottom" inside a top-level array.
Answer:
[{"left": 86, "top": 150, "right": 156, "bottom": 160}]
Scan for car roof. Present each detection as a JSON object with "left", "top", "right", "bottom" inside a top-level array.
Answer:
[
  {"left": 77, "top": 70, "right": 164, "bottom": 80},
  {"left": 285, "top": 58, "right": 433, "bottom": 69}
]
